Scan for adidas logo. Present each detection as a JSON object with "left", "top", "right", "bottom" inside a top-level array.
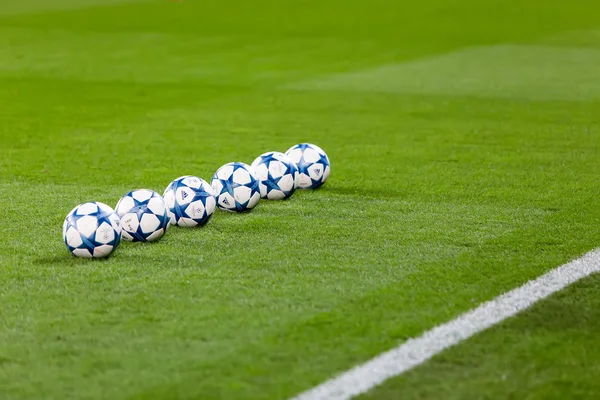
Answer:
[
  {"left": 181, "top": 191, "right": 188, "bottom": 200},
  {"left": 223, "top": 198, "right": 230, "bottom": 206}
]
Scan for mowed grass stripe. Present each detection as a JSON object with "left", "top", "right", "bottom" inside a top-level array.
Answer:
[
  {"left": 0, "top": 27, "right": 391, "bottom": 86},
  {"left": 288, "top": 43, "right": 600, "bottom": 101},
  {"left": 0, "top": 0, "right": 156, "bottom": 16},
  {"left": 0, "top": 0, "right": 152, "bottom": 16},
  {"left": 537, "top": 28, "right": 600, "bottom": 48}
]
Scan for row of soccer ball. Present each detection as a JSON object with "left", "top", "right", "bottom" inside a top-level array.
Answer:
[{"left": 62, "top": 143, "right": 330, "bottom": 258}]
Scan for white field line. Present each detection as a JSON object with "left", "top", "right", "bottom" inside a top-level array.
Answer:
[{"left": 292, "top": 249, "right": 600, "bottom": 400}]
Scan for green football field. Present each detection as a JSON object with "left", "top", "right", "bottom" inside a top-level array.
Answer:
[{"left": 2, "top": 0, "right": 600, "bottom": 399}]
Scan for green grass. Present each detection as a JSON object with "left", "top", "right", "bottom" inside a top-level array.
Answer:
[
  {"left": 359, "top": 274, "right": 600, "bottom": 400},
  {"left": 1, "top": 0, "right": 600, "bottom": 399}
]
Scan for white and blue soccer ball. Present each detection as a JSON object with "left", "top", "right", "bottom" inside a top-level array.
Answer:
[
  {"left": 62, "top": 202, "right": 122, "bottom": 258},
  {"left": 115, "top": 189, "right": 169, "bottom": 242},
  {"left": 163, "top": 176, "right": 216, "bottom": 227},
  {"left": 285, "top": 143, "right": 330, "bottom": 189},
  {"left": 251, "top": 151, "right": 299, "bottom": 200},
  {"left": 211, "top": 162, "right": 260, "bottom": 212}
]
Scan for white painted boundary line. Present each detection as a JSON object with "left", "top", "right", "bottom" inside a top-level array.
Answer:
[{"left": 292, "top": 249, "right": 600, "bottom": 400}]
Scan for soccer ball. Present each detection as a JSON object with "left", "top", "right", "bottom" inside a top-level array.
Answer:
[
  {"left": 62, "top": 202, "right": 121, "bottom": 258},
  {"left": 163, "top": 176, "right": 216, "bottom": 227},
  {"left": 115, "top": 189, "right": 169, "bottom": 242},
  {"left": 115, "top": 189, "right": 165, "bottom": 217},
  {"left": 285, "top": 143, "right": 330, "bottom": 189},
  {"left": 251, "top": 151, "right": 299, "bottom": 200},
  {"left": 211, "top": 162, "right": 260, "bottom": 212}
]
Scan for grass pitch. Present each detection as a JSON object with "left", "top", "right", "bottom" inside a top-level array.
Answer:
[{"left": 1, "top": 0, "right": 600, "bottom": 399}]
